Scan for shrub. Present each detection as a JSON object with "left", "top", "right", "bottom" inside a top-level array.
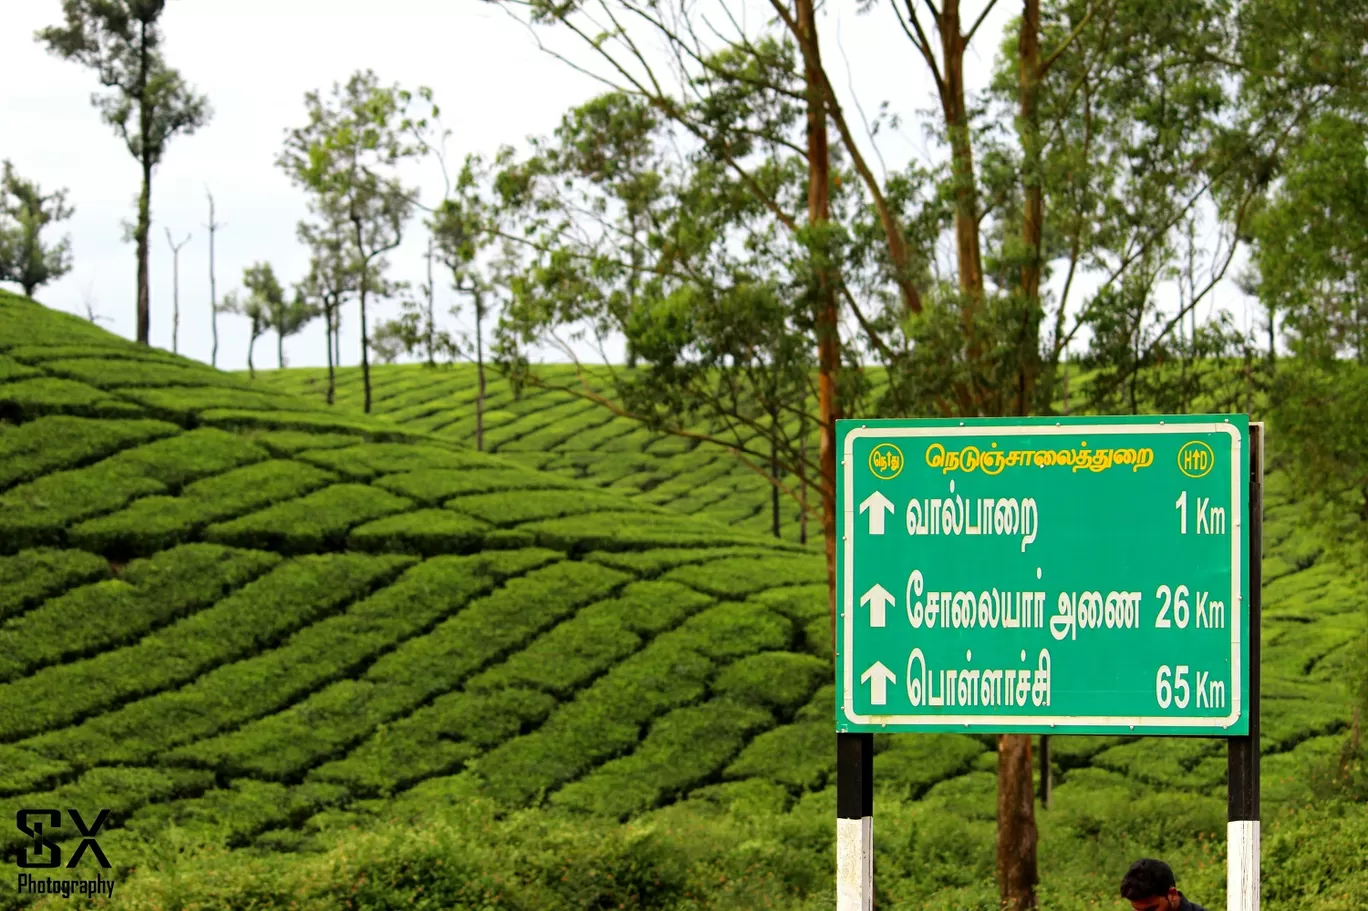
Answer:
[
  {"left": 550, "top": 700, "right": 773, "bottom": 819},
  {"left": 0, "top": 744, "right": 72, "bottom": 796},
  {"left": 0, "top": 766, "right": 213, "bottom": 858},
  {"left": 69, "top": 459, "right": 338, "bottom": 557},
  {"left": 0, "top": 354, "right": 40, "bottom": 382},
  {"left": 0, "top": 548, "right": 109, "bottom": 622},
  {"left": 0, "top": 544, "right": 280, "bottom": 682},
  {"left": 583, "top": 545, "right": 789, "bottom": 578},
  {"left": 205, "top": 484, "right": 414, "bottom": 554},
  {"left": 588, "top": 580, "right": 716, "bottom": 636},
  {"left": 41, "top": 357, "right": 260, "bottom": 392},
  {"left": 475, "top": 640, "right": 716, "bottom": 807},
  {"left": 347, "top": 508, "right": 491, "bottom": 556},
  {"left": 464, "top": 604, "right": 642, "bottom": 697},
  {"left": 0, "top": 414, "right": 178, "bottom": 491},
  {"left": 294, "top": 442, "right": 491, "bottom": 480},
  {"left": 308, "top": 688, "right": 558, "bottom": 796},
  {"left": 241, "top": 429, "right": 364, "bottom": 456},
  {"left": 195, "top": 408, "right": 425, "bottom": 442},
  {"left": 116, "top": 385, "right": 323, "bottom": 422},
  {"left": 373, "top": 467, "right": 578, "bottom": 505},
  {"left": 445, "top": 488, "right": 651, "bottom": 526},
  {"left": 26, "top": 550, "right": 560, "bottom": 768},
  {"left": 874, "top": 735, "right": 987, "bottom": 801},
  {"left": 0, "top": 553, "right": 413, "bottom": 741},
  {"left": 170, "top": 562, "right": 630, "bottom": 779},
  {"left": 518, "top": 511, "right": 787, "bottom": 554},
  {"left": 667, "top": 602, "right": 794, "bottom": 661},
  {"left": 723, "top": 722, "right": 834, "bottom": 792},
  {"left": 710, "top": 651, "right": 828, "bottom": 717},
  {"left": 119, "top": 779, "right": 350, "bottom": 850},
  {"left": 660, "top": 555, "right": 828, "bottom": 599},
  {"left": 0, "top": 376, "right": 144, "bottom": 420}
]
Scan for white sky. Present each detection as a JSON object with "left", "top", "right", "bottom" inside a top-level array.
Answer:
[{"left": 2, "top": 0, "right": 1252, "bottom": 371}]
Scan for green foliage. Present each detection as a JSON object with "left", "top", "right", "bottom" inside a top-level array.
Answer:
[
  {"left": 0, "top": 745, "right": 72, "bottom": 796},
  {"left": 0, "top": 160, "right": 74, "bottom": 298},
  {"left": 26, "top": 551, "right": 558, "bottom": 768},
  {"left": 875, "top": 735, "right": 988, "bottom": 801},
  {"left": 465, "top": 603, "right": 642, "bottom": 697},
  {"left": 446, "top": 487, "right": 650, "bottom": 525},
  {"left": 0, "top": 376, "right": 144, "bottom": 420},
  {"left": 294, "top": 442, "right": 489, "bottom": 479},
  {"left": 168, "top": 562, "right": 628, "bottom": 779},
  {"left": 347, "top": 508, "right": 491, "bottom": 556},
  {"left": 660, "top": 555, "right": 828, "bottom": 599},
  {"left": 0, "top": 429, "right": 269, "bottom": 552},
  {"left": 723, "top": 722, "right": 833, "bottom": 793},
  {"left": 117, "top": 384, "right": 324, "bottom": 423},
  {"left": 205, "top": 483, "right": 414, "bottom": 554},
  {"left": 308, "top": 689, "right": 557, "bottom": 797},
  {"left": 710, "top": 651, "right": 827, "bottom": 717},
  {"left": 40, "top": 357, "right": 258, "bottom": 391},
  {"left": 0, "top": 553, "right": 412, "bottom": 741},
  {"left": 550, "top": 700, "right": 774, "bottom": 819},
  {"left": 668, "top": 602, "right": 793, "bottom": 661},
  {"left": 68, "top": 459, "right": 339, "bottom": 557},
  {"left": 373, "top": 466, "right": 579, "bottom": 504},
  {"left": 0, "top": 547, "right": 109, "bottom": 623},
  {"left": 0, "top": 544, "right": 279, "bottom": 682},
  {"left": 0, "top": 415, "right": 178, "bottom": 490},
  {"left": 520, "top": 510, "right": 792, "bottom": 554}
]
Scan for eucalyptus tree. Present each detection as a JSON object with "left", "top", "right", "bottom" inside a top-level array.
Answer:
[
  {"left": 277, "top": 70, "right": 434, "bottom": 413},
  {"left": 223, "top": 262, "right": 283, "bottom": 379},
  {"left": 0, "top": 161, "right": 75, "bottom": 299},
  {"left": 37, "top": 0, "right": 211, "bottom": 344}
]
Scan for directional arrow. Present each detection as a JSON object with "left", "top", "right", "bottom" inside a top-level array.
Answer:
[
  {"left": 859, "top": 583, "right": 896, "bottom": 627},
  {"left": 860, "top": 661, "right": 897, "bottom": 706},
  {"left": 859, "top": 490, "right": 895, "bottom": 535}
]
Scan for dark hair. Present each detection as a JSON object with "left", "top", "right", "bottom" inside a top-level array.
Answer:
[{"left": 1120, "top": 859, "right": 1177, "bottom": 900}]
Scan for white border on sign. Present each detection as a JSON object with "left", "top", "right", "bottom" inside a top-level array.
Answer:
[{"left": 840, "top": 422, "right": 1244, "bottom": 729}]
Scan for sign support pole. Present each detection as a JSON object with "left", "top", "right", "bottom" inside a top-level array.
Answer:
[
  {"left": 836, "top": 732, "right": 874, "bottom": 911},
  {"left": 1227, "top": 422, "right": 1262, "bottom": 911}
]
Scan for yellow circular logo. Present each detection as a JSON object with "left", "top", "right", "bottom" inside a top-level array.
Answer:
[
  {"left": 869, "top": 443, "right": 904, "bottom": 480},
  {"left": 1177, "top": 440, "right": 1215, "bottom": 479}
]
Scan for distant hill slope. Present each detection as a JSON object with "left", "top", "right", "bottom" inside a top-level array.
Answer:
[
  {"left": 257, "top": 361, "right": 830, "bottom": 545},
  {"left": 1, "top": 292, "right": 1364, "bottom": 909}
]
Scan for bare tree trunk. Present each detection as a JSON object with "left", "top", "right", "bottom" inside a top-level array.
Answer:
[
  {"left": 205, "top": 189, "right": 222, "bottom": 368},
  {"left": 360, "top": 288, "right": 372, "bottom": 413},
  {"left": 136, "top": 161, "right": 152, "bottom": 345},
  {"left": 334, "top": 312, "right": 342, "bottom": 377},
  {"left": 799, "top": 425, "right": 809, "bottom": 546},
  {"left": 247, "top": 330, "right": 257, "bottom": 379},
  {"left": 425, "top": 234, "right": 436, "bottom": 367},
  {"left": 938, "top": 0, "right": 985, "bottom": 383},
  {"left": 997, "top": 733, "right": 1039, "bottom": 911},
  {"left": 795, "top": 0, "right": 840, "bottom": 651},
  {"left": 770, "top": 408, "right": 781, "bottom": 538},
  {"left": 135, "top": 19, "right": 152, "bottom": 346},
  {"left": 325, "top": 301, "right": 336, "bottom": 406},
  {"left": 278, "top": 325, "right": 285, "bottom": 370},
  {"left": 166, "top": 229, "right": 190, "bottom": 355},
  {"left": 1016, "top": 0, "right": 1044, "bottom": 414},
  {"left": 475, "top": 287, "right": 486, "bottom": 451}
]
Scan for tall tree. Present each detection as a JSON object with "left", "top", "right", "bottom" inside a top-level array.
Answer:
[
  {"left": 204, "top": 186, "right": 224, "bottom": 368},
  {"left": 296, "top": 199, "right": 358, "bottom": 405},
  {"left": 164, "top": 227, "right": 189, "bottom": 353},
  {"left": 223, "top": 262, "right": 282, "bottom": 379},
  {"left": 277, "top": 70, "right": 432, "bottom": 413},
  {"left": 0, "top": 161, "right": 75, "bottom": 299},
  {"left": 37, "top": 0, "right": 211, "bottom": 345}
]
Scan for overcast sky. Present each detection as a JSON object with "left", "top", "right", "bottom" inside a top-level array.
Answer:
[{"left": 2, "top": 0, "right": 1250, "bottom": 372}]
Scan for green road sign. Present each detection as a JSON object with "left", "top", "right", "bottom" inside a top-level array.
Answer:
[{"left": 835, "top": 414, "right": 1251, "bottom": 736}]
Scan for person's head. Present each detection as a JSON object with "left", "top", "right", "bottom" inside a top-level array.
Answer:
[{"left": 1119, "top": 858, "right": 1180, "bottom": 911}]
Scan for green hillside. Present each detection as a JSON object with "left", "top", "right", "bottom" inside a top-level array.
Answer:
[{"left": 1, "top": 291, "right": 1365, "bottom": 910}]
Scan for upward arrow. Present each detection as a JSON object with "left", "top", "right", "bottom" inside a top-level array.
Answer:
[
  {"left": 860, "top": 661, "right": 897, "bottom": 706},
  {"left": 859, "top": 490, "right": 895, "bottom": 535},
  {"left": 859, "top": 583, "right": 896, "bottom": 627}
]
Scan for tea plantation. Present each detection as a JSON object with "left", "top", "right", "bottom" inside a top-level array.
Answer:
[{"left": 1, "top": 290, "right": 1364, "bottom": 910}]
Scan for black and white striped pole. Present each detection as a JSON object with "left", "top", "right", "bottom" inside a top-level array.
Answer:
[
  {"left": 1227, "top": 422, "right": 1262, "bottom": 911},
  {"left": 836, "top": 731, "right": 874, "bottom": 910}
]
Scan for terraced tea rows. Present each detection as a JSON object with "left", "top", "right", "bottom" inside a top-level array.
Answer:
[{"left": 1, "top": 290, "right": 1363, "bottom": 908}]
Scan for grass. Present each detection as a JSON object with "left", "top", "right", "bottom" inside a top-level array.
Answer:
[{"left": 0, "top": 288, "right": 1363, "bottom": 910}]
